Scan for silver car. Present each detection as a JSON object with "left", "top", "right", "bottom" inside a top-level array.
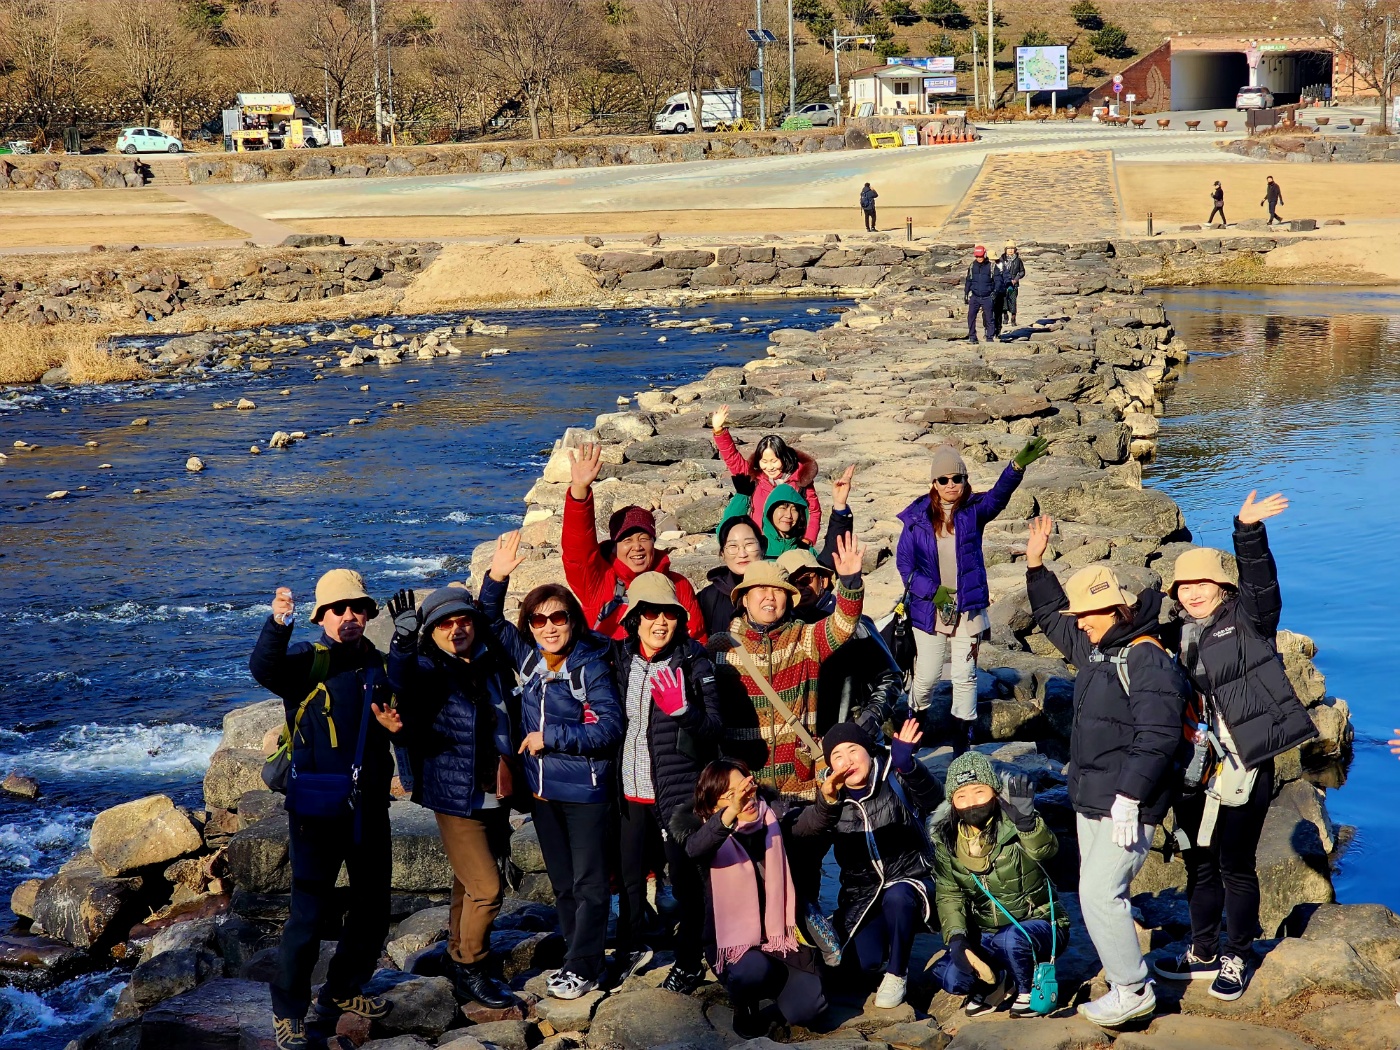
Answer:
[{"left": 1235, "top": 86, "right": 1274, "bottom": 111}]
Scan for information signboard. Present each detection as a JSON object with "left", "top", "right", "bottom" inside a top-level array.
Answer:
[{"left": 1015, "top": 46, "right": 1069, "bottom": 92}]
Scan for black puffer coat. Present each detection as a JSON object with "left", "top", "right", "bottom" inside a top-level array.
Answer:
[
  {"left": 697, "top": 565, "right": 741, "bottom": 640},
  {"left": 795, "top": 589, "right": 903, "bottom": 738},
  {"left": 387, "top": 628, "right": 520, "bottom": 819},
  {"left": 611, "top": 635, "right": 724, "bottom": 823},
  {"left": 1027, "top": 567, "right": 1189, "bottom": 823},
  {"left": 1166, "top": 518, "right": 1317, "bottom": 770},
  {"left": 793, "top": 754, "right": 942, "bottom": 943}
]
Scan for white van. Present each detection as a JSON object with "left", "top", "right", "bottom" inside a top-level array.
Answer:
[{"left": 654, "top": 90, "right": 742, "bottom": 133}]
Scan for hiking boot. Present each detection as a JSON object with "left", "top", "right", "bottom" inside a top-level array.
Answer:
[
  {"left": 1209, "top": 954, "right": 1248, "bottom": 1001},
  {"left": 1153, "top": 947, "right": 1219, "bottom": 982},
  {"left": 963, "top": 969, "right": 1011, "bottom": 1016},
  {"left": 274, "top": 1016, "right": 309, "bottom": 1050},
  {"left": 451, "top": 959, "right": 517, "bottom": 1009},
  {"left": 874, "top": 972, "right": 907, "bottom": 1009},
  {"left": 1077, "top": 982, "right": 1156, "bottom": 1027},
  {"left": 662, "top": 958, "right": 708, "bottom": 995}
]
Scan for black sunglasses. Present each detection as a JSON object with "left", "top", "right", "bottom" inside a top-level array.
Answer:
[
  {"left": 934, "top": 474, "right": 968, "bottom": 486},
  {"left": 528, "top": 610, "right": 571, "bottom": 629},
  {"left": 324, "top": 599, "right": 373, "bottom": 617}
]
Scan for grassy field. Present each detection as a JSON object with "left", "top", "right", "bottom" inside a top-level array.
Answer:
[{"left": 0, "top": 324, "right": 147, "bottom": 385}]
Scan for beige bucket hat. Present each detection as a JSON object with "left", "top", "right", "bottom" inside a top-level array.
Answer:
[
  {"left": 311, "top": 568, "right": 378, "bottom": 623},
  {"left": 1062, "top": 564, "right": 1137, "bottom": 615},
  {"left": 730, "top": 560, "right": 802, "bottom": 605},
  {"left": 776, "top": 548, "right": 833, "bottom": 580},
  {"left": 626, "top": 571, "right": 683, "bottom": 611},
  {"left": 1170, "top": 547, "right": 1235, "bottom": 597}
]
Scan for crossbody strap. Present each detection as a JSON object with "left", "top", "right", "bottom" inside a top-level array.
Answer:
[
  {"left": 970, "top": 863, "right": 1056, "bottom": 962},
  {"left": 727, "top": 644, "right": 821, "bottom": 758}
]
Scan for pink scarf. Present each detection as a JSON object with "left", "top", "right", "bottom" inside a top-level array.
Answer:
[{"left": 709, "top": 800, "right": 799, "bottom": 972}]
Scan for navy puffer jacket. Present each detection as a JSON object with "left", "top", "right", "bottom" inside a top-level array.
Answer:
[
  {"left": 480, "top": 574, "right": 622, "bottom": 805},
  {"left": 611, "top": 635, "right": 724, "bottom": 823},
  {"left": 896, "top": 463, "right": 1025, "bottom": 632},
  {"left": 388, "top": 627, "right": 519, "bottom": 818}
]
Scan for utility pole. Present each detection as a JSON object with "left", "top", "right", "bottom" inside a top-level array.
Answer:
[
  {"left": 757, "top": 0, "right": 766, "bottom": 129},
  {"left": 1386, "top": 13, "right": 1393, "bottom": 133},
  {"left": 972, "top": 30, "right": 980, "bottom": 108},
  {"left": 986, "top": 0, "right": 995, "bottom": 110},
  {"left": 788, "top": 0, "right": 796, "bottom": 117},
  {"left": 832, "top": 30, "right": 877, "bottom": 125},
  {"left": 369, "top": 0, "right": 384, "bottom": 143}
]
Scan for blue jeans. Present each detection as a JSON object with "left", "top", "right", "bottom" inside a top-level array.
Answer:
[
  {"left": 932, "top": 919, "right": 1055, "bottom": 995},
  {"left": 850, "top": 883, "right": 922, "bottom": 979}
]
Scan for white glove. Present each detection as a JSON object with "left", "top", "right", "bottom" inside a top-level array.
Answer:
[{"left": 1110, "top": 794, "right": 1141, "bottom": 850}]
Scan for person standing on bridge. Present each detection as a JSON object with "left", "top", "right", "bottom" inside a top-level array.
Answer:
[
  {"left": 860, "top": 182, "right": 879, "bottom": 232},
  {"left": 1261, "top": 176, "right": 1284, "bottom": 226},
  {"left": 963, "top": 245, "right": 1003, "bottom": 345},
  {"left": 1208, "top": 181, "right": 1226, "bottom": 227}
]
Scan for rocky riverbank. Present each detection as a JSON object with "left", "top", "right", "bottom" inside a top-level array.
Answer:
[{"left": 10, "top": 238, "right": 1388, "bottom": 1050}]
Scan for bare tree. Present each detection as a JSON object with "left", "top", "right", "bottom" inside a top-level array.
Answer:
[
  {"left": 1318, "top": 0, "right": 1400, "bottom": 131},
  {"left": 648, "top": 0, "right": 728, "bottom": 132},
  {"left": 224, "top": 1, "right": 309, "bottom": 97},
  {"left": 291, "top": 0, "right": 373, "bottom": 130},
  {"left": 2, "top": 0, "right": 100, "bottom": 131},
  {"left": 102, "top": 0, "right": 208, "bottom": 127},
  {"left": 470, "top": 0, "right": 592, "bottom": 140}
]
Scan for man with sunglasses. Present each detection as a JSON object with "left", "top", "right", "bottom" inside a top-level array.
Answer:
[
  {"left": 386, "top": 586, "right": 520, "bottom": 1011},
  {"left": 249, "top": 569, "right": 402, "bottom": 1050},
  {"left": 563, "top": 441, "right": 707, "bottom": 643}
]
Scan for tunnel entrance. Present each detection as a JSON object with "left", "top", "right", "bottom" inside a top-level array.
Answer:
[{"left": 1171, "top": 51, "right": 1250, "bottom": 110}]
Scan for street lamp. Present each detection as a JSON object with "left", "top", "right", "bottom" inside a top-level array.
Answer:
[
  {"left": 747, "top": 24, "right": 778, "bottom": 129},
  {"left": 832, "top": 31, "right": 878, "bottom": 126}
]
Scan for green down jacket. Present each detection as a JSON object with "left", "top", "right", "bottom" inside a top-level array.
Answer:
[{"left": 928, "top": 802, "right": 1070, "bottom": 944}]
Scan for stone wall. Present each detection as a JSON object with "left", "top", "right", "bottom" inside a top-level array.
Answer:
[
  {"left": 0, "top": 128, "right": 863, "bottom": 192},
  {"left": 1222, "top": 131, "right": 1400, "bottom": 162}
]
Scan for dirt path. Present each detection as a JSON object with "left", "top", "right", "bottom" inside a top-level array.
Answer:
[{"left": 940, "top": 149, "right": 1121, "bottom": 242}]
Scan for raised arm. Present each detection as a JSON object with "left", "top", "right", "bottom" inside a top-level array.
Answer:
[
  {"left": 561, "top": 443, "right": 610, "bottom": 603},
  {"left": 478, "top": 533, "right": 536, "bottom": 673},
  {"left": 814, "top": 533, "right": 866, "bottom": 658},
  {"left": 1233, "top": 490, "right": 1288, "bottom": 637},
  {"left": 711, "top": 409, "right": 749, "bottom": 479},
  {"left": 1024, "top": 516, "right": 1090, "bottom": 666},
  {"left": 248, "top": 586, "right": 316, "bottom": 719}
]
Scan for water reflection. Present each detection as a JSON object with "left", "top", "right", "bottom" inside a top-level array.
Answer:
[{"left": 1150, "top": 285, "right": 1400, "bottom": 911}]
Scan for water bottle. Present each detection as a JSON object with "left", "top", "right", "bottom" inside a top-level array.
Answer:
[{"left": 1184, "top": 722, "right": 1210, "bottom": 786}]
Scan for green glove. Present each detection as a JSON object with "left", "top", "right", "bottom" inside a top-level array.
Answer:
[
  {"left": 1013, "top": 437, "right": 1050, "bottom": 470},
  {"left": 933, "top": 585, "right": 954, "bottom": 607}
]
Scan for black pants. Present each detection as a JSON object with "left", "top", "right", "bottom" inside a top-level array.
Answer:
[
  {"left": 863, "top": 207, "right": 877, "bottom": 231},
  {"left": 967, "top": 294, "right": 995, "bottom": 341},
  {"left": 849, "top": 882, "right": 921, "bottom": 979},
  {"left": 533, "top": 799, "right": 612, "bottom": 981},
  {"left": 1174, "top": 756, "right": 1273, "bottom": 959},
  {"left": 1266, "top": 201, "right": 1281, "bottom": 224},
  {"left": 273, "top": 806, "right": 392, "bottom": 1019},
  {"left": 618, "top": 799, "right": 706, "bottom": 969},
  {"left": 723, "top": 948, "right": 826, "bottom": 1025},
  {"left": 1208, "top": 203, "right": 1226, "bottom": 225}
]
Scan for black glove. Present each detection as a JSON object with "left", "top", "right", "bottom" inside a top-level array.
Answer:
[
  {"left": 947, "top": 932, "right": 969, "bottom": 971},
  {"left": 388, "top": 588, "right": 420, "bottom": 642},
  {"left": 999, "top": 772, "right": 1039, "bottom": 832}
]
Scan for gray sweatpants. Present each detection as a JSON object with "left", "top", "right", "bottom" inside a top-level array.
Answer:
[{"left": 1076, "top": 813, "right": 1153, "bottom": 989}]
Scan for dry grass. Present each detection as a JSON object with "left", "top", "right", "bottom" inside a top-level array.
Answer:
[
  {"left": 0, "top": 323, "right": 148, "bottom": 385},
  {"left": 1148, "top": 252, "right": 1379, "bottom": 287}
]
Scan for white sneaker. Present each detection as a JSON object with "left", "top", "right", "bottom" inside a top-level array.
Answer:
[
  {"left": 874, "top": 972, "right": 907, "bottom": 1009},
  {"left": 1077, "top": 982, "right": 1156, "bottom": 1027}
]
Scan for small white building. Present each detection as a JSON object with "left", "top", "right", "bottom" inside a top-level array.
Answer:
[{"left": 846, "top": 64, "right": 947, "bottom": 116}]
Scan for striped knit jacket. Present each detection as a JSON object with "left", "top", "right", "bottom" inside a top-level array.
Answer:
[{"left": 707, "top": 576, "right": 864, "bottom": 800}]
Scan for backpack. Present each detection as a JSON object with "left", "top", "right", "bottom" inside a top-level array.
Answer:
[
  {"left": 593, "top": 577, "right": 628, "bottom": 631},
  {"left": 1107, "top": 634, "right": 1168, "bottom": 694}
]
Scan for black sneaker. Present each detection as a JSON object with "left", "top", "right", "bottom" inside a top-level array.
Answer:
[
  {"left": 615, "top": 947, "right": 654, "bottom": 985},
  {"left": 662, "top": 958, "right": 707, "bottom": 995},
  {"left": 273, "top": 1017, "right": 308, "bottom": 1050},
  {"left": 330, "top": 992, "right": 390, "bottom": 1019},
  {"left": 1152, "top": 947, "right": 1220, "bottom": 982},
  {"left": 1008, "top": 991, "right": 1036, "bottom": 1018},
  {"left": 1209, "top": 953, "right": 1247, "bottom": 1001},
  {"left": 963, "top": 969, "right": 1011, "bottom": 1016}
]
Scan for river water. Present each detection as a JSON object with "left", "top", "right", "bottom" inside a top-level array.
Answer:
[
  {"left": 1150, "top": 285, "right": 1400, "bottom": 914},
  {"left": 0, "top": 297, "right": 846, "bottom": 1047},
  {"left": 1, "top": 284, "right": 1396, "bottom": 1045}
]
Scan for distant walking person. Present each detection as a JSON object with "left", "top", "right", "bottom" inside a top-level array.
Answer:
[
  {"left": 1261, "top": 177, "right": 1283, "bottom": 225},
  {"left": 860, "top": 183, "right": 878, "bottom": 231},
  {"left": 963, "top": 245, "right": 1002, "bottom": 345},
  {"left": 1208, "top": 181, "right": 1226, "bottom": 227}
]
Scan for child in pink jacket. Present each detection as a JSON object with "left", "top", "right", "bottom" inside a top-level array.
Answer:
[{"left": 711, "top": 405, "right": 822, "bottom": 545}]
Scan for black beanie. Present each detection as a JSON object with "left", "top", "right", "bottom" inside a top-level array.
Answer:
[{"left": 822, "top": 721, "right": 874, "bottom": 768}]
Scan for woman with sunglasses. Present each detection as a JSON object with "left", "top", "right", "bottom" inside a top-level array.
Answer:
[
  {"left": 385, "top": 585, "right": 521, "bottom": 1010},
  {"left": 249, "top": 570, "right": 402, "bottom": 1050},
  {"left": 610, "top": 572, "right": 723, "bottom": 993},
  {"left": 896, "top": 440, "right": 1047, "bottom": 752},
  {"left": 480, "top": 532, "right": 622, "bottom": 1002}
]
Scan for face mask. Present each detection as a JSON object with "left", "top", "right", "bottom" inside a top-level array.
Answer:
[{"left": 954, "top": 799, "right": 998, "bottom": 829}]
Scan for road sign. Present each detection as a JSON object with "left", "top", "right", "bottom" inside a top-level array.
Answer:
[
  {"left": 1113, "top": 74, "right": 1124, "bottom": 84},
  {"left": 1245, "top": 46, "right": 1262, "bottom": 68},
  {"left": 1126, "top": 93, "right": 1136, "bottom": 102},
  {"left": 1113, "top": 82, "right": 1122, "bottom": 94}
]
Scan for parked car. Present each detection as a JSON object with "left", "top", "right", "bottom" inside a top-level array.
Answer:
[
  {"left": 116, "top": 128, "right": 184, "bottom": 154},
  {"left": 1235, "top": 86, "right": 1274, "bottom": 111},
  {"left": 653, "top": 90, "right": 742, "bottom": 133},
  {"left": 782, "top": 103, "right": 839, "bottom": 127}
]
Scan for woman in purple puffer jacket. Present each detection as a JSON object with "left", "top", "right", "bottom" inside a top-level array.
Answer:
[{"left": 895, "top": 440, "right": 1047, "bottom": 752}]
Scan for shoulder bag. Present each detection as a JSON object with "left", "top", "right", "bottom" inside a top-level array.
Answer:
[{"left": 969, "top": 868, "right": 1059, "bottom": 1015}]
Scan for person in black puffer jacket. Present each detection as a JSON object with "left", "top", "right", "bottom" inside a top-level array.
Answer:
[
  {"left": 386, "top": 585, "right": 521, "bottom": 1010},
  {"left": 610, "top": 572, "right": 723, "bottom": 993},
  {"left": 1151, "top": 492, "right": 1317, "bottom": 1002},
  {"left": 698, "top": 502, "right": 767, "bottom": 637},
  {"left": 1025, "top": 517, "right": 1189, "bottom": 1030},
  {"left": 792, "top": 720, "right": 942, "bottom": 1010},
  {"left": 250, "top": 570, "right": 401, "bottom": 1050}
]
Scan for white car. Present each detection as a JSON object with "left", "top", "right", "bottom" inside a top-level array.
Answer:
[
  {"left": 787, "top": 103, "right": 839, "bottom": 127},
  {"left": 1235, "top": 87, "right": 1274, "bottom": 111},
  {"left": 116, "top": 127, "right": 184, "bottom": 154}
]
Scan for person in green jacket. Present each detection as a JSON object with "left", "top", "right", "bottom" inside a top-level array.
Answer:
[
  {"left": 929, "top": 751, "right": 1068, "bottom": 1019},
  {"left": 761, "top": 467, "right": 855, "bottom": 562}
]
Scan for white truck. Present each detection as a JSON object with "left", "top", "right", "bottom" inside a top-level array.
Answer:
[
  {"left": 653, "top": 90, "right": 742, "bottom": 133},
  {"left": 223, "top": 93, "right": 332, "bottom": 150}
]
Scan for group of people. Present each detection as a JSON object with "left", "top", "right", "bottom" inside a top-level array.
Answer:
[
  {"left": 963, "top": 242, "right": 1024, "bottom": 343},
  {"left": 250, "top": 412, "right": 1316, "bottom": 1047},
  {"left": 1204, "top": 176, "right": 1286, "bottom": 227}
]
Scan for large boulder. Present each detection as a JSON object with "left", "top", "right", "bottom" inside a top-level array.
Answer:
[
  {"left": 137, "top": 977, "right": 274, "bottom": 1050},
  {"left": 1113, "top": 1015, "right": 1312, "bottom": 1049},
  {"left": 1256, "top": 779, "right": 1336, "bottom": 935},
  {"left": 89, "top": 794, "right": 203, "bottom": 876},
  {"left": 1298, "top": 999, "right": 1400, "bottom": 1050},
  {"left": 225, "top": 817, "right": 291, "bottom": 893},
  {"left": 221, "top": 700, "right": 286, "bottom": 750},
  {"left": 1293, "top": 902, "right": 1400, "bottom": 969},
  {"left": 585, "top": 987, "right": 726, "bottom": 1050},
  {"left": 945, "top": 1017, "right": 1110, "bottom": 1048},
  {"left": 204, "top": 748, "right": 267, "bottom": 811},
  {"left": 31, "top": 870, "right": 145, "bottom": 949},
  {"left": 127, "top": 947, "right": 220, "bottom": 1011},
  {"left": 1236, "top": 935, "right": 1391, "bottom": 1009},
  {"left": 364, "top": 972, "right": 457, "bottom": 1039},
  {"left": 389, "top": 801, "right": 454, "bottom": 892}
]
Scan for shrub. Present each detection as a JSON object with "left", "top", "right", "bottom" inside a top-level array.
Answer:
[
  {"left": 919, "top": 0, "right": 969, "bottom": 30},
  {"left": 1090, "top": 23, "right": 1132, "bottom": 58},
  {"left": 1070, "top": 0, "right": 1102, "bottom": 30},
  {"left": 1019, "top": 27, "right": 1055, "bottom": 48}
]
